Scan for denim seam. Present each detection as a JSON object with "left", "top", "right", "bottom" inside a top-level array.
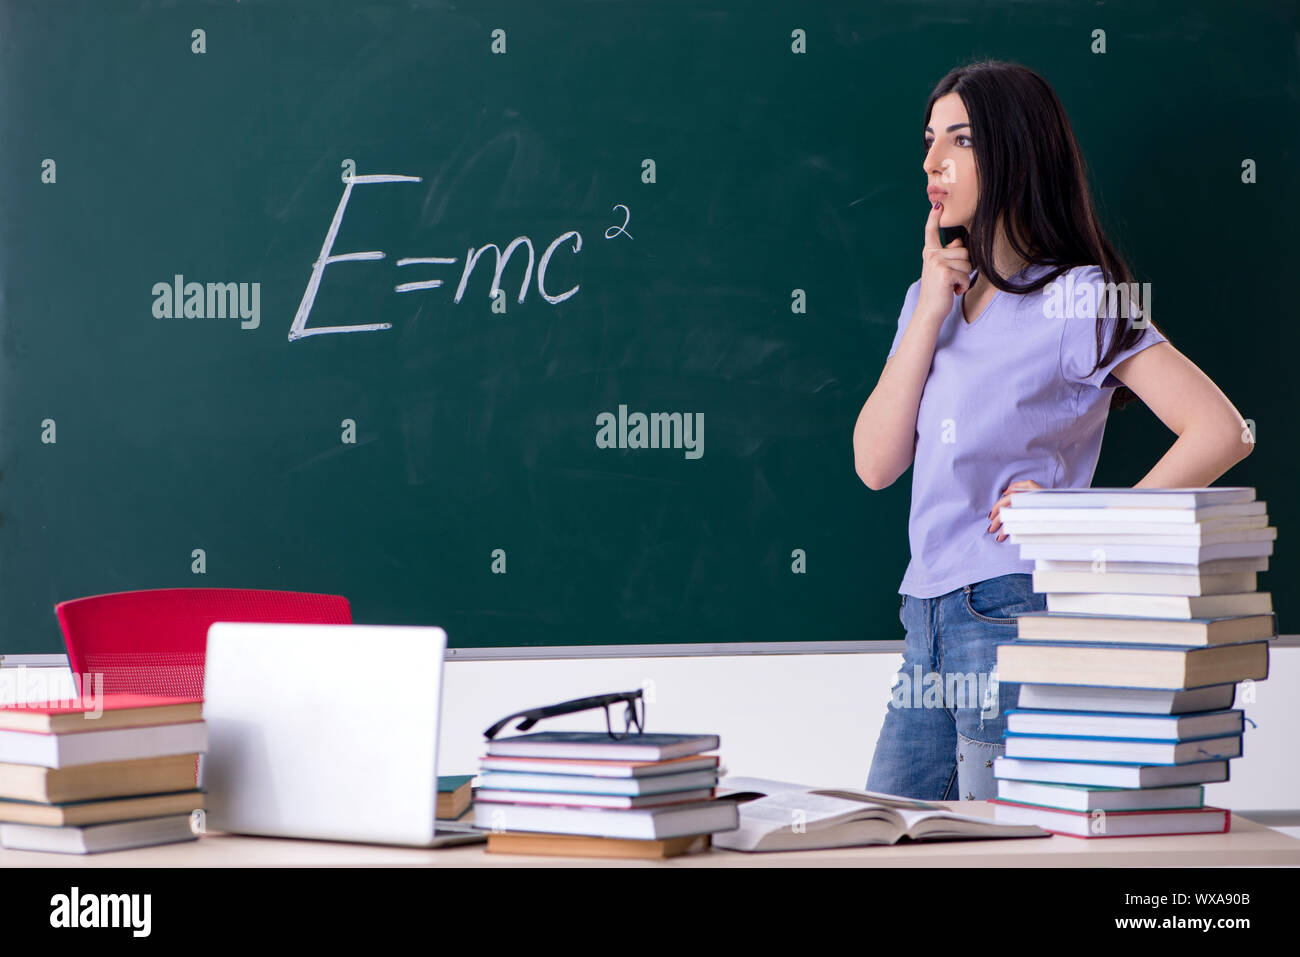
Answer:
[
  {"left": 926, "top": 598, "right": 939, "bottom": 673},
  {"left": 957, "top": 730, "right": 1002, "bottom": 750},
  {"left": 934, "top": 600, "right": 959, "bottom": 727}
]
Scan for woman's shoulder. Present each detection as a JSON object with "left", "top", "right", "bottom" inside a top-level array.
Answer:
[{"left": 1011, "top": 263, "right": 1105, "bottom": 307}]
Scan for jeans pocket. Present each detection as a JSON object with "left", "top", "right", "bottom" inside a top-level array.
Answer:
[{"left": 963, "top": 574, "right": 1037, "bottom": 625}]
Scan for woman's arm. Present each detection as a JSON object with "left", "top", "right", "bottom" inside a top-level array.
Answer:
[
  {"left": 1108, "top": 341, "right": 1255, "bottom": 487},
  {"left": 854, "top": 202, "right": 972, "bottom": 490},
  {"left": 853, "top": 310, "right": 945, "bottom": 489}
]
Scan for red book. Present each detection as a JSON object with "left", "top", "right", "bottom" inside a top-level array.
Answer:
[
  {"left": 989, "top": 798, "right": 1230, "bottom": 838},
  {"left": 0, "top": 695, "right": 203, "bottom": 734}
]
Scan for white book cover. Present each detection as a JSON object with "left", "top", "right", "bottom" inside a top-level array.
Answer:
[
  {"left": 0, "top": 722, "right": 208, "bottom": 769},
  {"left": 1006, "top": 488, "right": 1255, "bottom": 509},
  {"left": 472, "top": 797, "right": 737, "bottom": 839},
  {"left": 1034, "top": 557, "right": 1268, "bottom": 574},
  {"left": 1014, "top": 683, "right": 1236, "bottom": 714},
  {"left": 1001, "top": 501, "right": 1266, "bottom": 524},
  {"left": 1019, "top": 540, "right": 1272, "bottom": 563},
  {"left": 1044, "top": 592, "right": 1272, "bottom": 619},
  {"left": 1008, "top": 526, "right": 1275, "bottom": 546},
  {"left": 1032, "top": 570, "right": 1258, "bottom": 597}
]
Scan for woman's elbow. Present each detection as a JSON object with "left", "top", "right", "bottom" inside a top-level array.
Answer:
[
  {"left": 1225, "top": 419, "right": 1255, "bottom": 463},
  {"left": 855, "top": 458, "right": 895, "bottom": 491}
]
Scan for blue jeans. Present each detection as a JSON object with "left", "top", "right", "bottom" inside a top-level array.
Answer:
[{"left": 865, "top": 573, "right": 1047, "bottom": 802}]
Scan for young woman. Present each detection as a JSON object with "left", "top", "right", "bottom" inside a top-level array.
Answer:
[{"left": 851, "top": 60, "right": 1253, "bottom": 802}]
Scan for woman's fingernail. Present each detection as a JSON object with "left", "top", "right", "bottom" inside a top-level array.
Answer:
[{"left": 933, "top": 201, "right": 940, "bottom": 209}]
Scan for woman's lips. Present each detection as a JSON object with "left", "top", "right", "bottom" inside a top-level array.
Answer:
[{"left": 927, "top": 187, "right": 948, "bottom": 200}]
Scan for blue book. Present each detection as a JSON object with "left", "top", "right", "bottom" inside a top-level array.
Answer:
[
  {"left": 1002, "top": 731, "right": 1242, "bottom": 766},
  {"left": 1004, "top": 708, "right": 1243, "bottom": 741},
  {"left": 475, "top": 768, "right": 718, "bottom": 796},
  {"left": 994, "top": 779, "right": 1205, "bottom": 812},
  {"left": 485, "top": 731, "right": 719, "bottom": 761},
  {"left": 993, "top": 757, "right": 1230, "bottom": 788}
]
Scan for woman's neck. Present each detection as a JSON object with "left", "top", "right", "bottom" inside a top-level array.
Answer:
[{"left": 973, "top": 228, "right": 1031, "bottom": 290}]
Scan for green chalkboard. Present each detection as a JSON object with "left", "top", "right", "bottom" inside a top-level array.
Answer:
[{"left": 1, "top": 0, "right": 1293, "bottom": 652}]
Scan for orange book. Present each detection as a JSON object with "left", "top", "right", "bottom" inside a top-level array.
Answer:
[{"left": 487, "top": 830, "right": 710, "bottom": 859}]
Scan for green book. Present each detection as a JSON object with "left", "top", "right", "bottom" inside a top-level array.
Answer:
[{"left": 437, "top": 774, "right": 475, "bottom": 820}]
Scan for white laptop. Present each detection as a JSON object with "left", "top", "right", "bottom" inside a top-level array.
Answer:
[{"left": 202, "top": 622, "right": 483, "bottom": 847}]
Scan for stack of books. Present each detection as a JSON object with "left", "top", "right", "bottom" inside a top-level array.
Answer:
[
  {"left": 472, "top": 731, "right": 738, "bottom": 858},
  {"left": 437, "top": 773, "right": 475, "bottom": 826},
  {"left": 989, "top": 487, "right": 1274, "bottom": 838},
  {"left": 0, "top": 694, "right": 208, "bottom": 854}
]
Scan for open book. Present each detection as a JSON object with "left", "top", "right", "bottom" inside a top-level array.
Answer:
[{"left": 712, "top": 776, "right": 1049, "bottom": 852}]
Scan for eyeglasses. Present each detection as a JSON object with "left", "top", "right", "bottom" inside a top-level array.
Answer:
[{"left": 483, "top": 689, "right": 646, "bottom": 741}]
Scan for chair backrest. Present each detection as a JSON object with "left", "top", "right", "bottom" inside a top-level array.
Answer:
[{"left": 55, "top": 588, "right": 352, "bottom": 698}]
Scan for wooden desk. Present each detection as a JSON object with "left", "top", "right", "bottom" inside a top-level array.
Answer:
[{"left": 3, "top": 802, "right": 1298, "bottom": 867}]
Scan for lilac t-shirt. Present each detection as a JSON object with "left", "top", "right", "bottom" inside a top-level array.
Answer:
[{"left": 886, "top": 263, "right": 1167, "bottom": 598}]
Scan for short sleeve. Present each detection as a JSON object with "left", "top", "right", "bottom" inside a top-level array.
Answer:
[
  {"left": 1058, "top": 265, "right": 1167, "bottom": 390},
  {"left": 886, "top": 279, "right": 922, "bottom": 360}
]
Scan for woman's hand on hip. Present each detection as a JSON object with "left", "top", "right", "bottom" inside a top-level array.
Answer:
[{"left": 988, "top": 479, "right": 1044, "bottom": 542}]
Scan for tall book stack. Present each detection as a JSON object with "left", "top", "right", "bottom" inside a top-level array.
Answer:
[
  {"left": 473, "top": 731, "right": 738, "bottom": 858},
  {"left": 0, "top": 694, "right": 208, "bottom": 854},
  {"left": 989, "top": 487, "right": 1274, "bottom": 838}
]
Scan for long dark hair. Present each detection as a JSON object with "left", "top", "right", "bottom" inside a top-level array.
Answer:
[{"left": 924, "top": 59, "right": 1163, "bottom": 410}]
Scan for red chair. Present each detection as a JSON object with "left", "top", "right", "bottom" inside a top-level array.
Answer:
[{"left": 55, "top": 587, "right": 352, "bottom": 699}]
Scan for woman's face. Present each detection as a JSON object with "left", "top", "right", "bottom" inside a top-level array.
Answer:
[{"left": 923, "top": 92, "right": 977, "bottom": 229}]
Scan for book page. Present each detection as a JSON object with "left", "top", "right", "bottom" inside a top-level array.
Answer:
[
  {"left": 893, "top": 806, "right": 1048, "bottom": 840},
  {"left": 719, "top": 776, "right": 941, "bottom": 810},
  {"left": 718, "top": 790, "right": 898, "bottom": 828},
  {"left": 893, "top": 806, "right": 987, "bottom": 829},
  {"left": 810, "top": 788, "right": 942, "bottom": 810},
  {"left": 717, "top": 775, "right": 817, "bottom": 797}
]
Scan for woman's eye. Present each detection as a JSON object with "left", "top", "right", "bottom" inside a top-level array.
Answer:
[{"left": 923, "top": 135, "right": 971, "bottom": 152}]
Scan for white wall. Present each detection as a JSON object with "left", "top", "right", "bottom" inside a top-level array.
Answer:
[
  {"left": 437, "top": 648, "right": 1300, "bottom": 812},
  {"left": 5, "top": 647, "right": 1295, "bottom": 811}
]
